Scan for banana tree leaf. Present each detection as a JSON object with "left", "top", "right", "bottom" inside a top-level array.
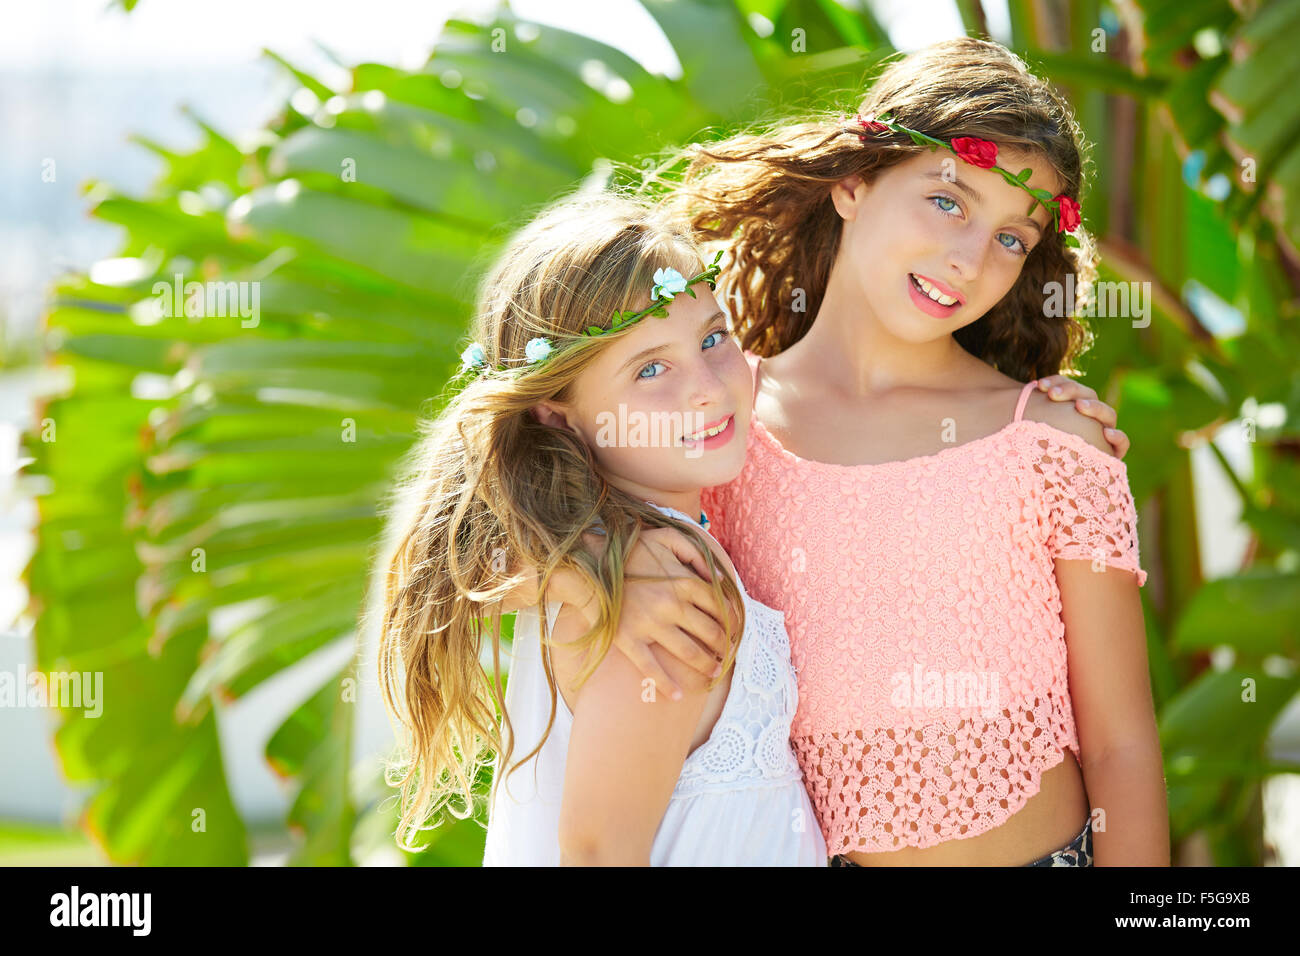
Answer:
[
  {"left": 1160, "top": 667, "right": 1300, "bottom": 833},
  {"left": 266, "top": 665, "right": 357, "bottom": 865},
  {"left": 184, "top": 587, "right": 362, "bottom": 708},
  {"left": 1022, "top": 51, "right": 1167, "bottom": 99},
  {"left": 268, "top": 126, "right": 571, "bottom": 228},
  {"left": 641, "top": 0, "right": 767, "bottom": 118},
  {"left": 1163, "top": 53, "right": 1229, "bottom": 151},
  {"left": 1131, "top": 0, "right": 1237, "bottom": 72},
  {"left": 228, "top": 184, "right": 481, "bottom": 300},
  {"left": 1173, "top": 568, "right": 1300, "bottom": 655},
  {"left": 1162, "top": 667, "right": 1300, "bottom": 767}
]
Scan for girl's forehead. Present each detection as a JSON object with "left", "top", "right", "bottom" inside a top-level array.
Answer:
[
  {"left": 900, "top": 147, "right": 1060, "bottom": 188},
  {"left": 998, "top": 147, "right": 1063, "bottom": 191},
  {"left": 901, "top": 149, "right": 1061, "bottom": 225},
  {"left": 589, "top": 290, "right": 720, "bottom": 369}
]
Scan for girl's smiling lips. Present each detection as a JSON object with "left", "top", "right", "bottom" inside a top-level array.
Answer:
[
  {"left": 910, "top": 272, "right": 966, "bottom": 304},
  {"left": 907, "top": 272, "right": 964, "bottom": 318},
  {"left": 681, "top": 412, "right": 735, "bottom": 446}
]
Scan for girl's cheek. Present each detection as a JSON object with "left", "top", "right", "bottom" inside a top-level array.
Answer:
[{"left": 991, "top": 257, "right": 1027, "bottom": 301}]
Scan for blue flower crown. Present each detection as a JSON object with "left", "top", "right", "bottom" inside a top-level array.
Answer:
[{"left": 456, "top": 249, "right": 725, "bottom": 380}]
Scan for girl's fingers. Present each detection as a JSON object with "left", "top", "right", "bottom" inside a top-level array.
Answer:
[
  {"left": 673, "top": 596, "right": 729, "bottom": 666},
  {"left": 652, "top": 618, "right": 719, "bottom": 677},
  {"left": 622, "top": 527, "right": 736, "bottom": 679},
  {"left": 1104, "top": 426, "right": 1130, "bottom": 460},
  {"left": 656, "top": 527, "right": 715, "bottom": 583},
  {"left": 1037, "top": 376, "right": 1128, "bottom": 458},
  {"left": 619, "top": 577, "right": 723, "bottom": 675},
  {"left": 1081, "top": 404, "right": 1130, "bottom": 458},
  {"left": 627, "top": 643, "right": 683, "bottom": 702},
  {"left": 1035, "top": 375, "right": 1098, "bottom": 402},
  {"left": 677, "top": 574, "right": 731, "bottom": 633},
  {"left": 1074, "top": 397, "right": 1117, "bottom": 429}
]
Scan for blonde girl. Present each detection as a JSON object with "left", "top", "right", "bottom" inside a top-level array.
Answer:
[
  {"left": 520, "top": 37, "right": 1166, "bottom": 867},
  {"left": 376, "top": 190, "right": 826, "bottom": 865}
]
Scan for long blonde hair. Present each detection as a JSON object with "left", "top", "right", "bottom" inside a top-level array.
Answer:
[{"left": 372, "top": 188, "right": 745, "bottom": 852}]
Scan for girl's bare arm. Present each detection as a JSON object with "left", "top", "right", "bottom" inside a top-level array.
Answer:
[
  {"left": 554, "top": 602, "right": 712, "bottom": 865},
  {"left": 1058, "top": 556, "right": 1169, "bottom": 865}
]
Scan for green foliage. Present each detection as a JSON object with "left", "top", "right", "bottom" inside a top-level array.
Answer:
[
  {"left": 23, "top": 0, "right": 1300, "bottom": 866},
  {"left": 1012, "top": 0, "right": 1300, "bottom": 865}
]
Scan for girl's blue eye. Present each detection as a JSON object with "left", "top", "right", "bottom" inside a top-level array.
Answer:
[
  {"left": 637, "top": 328, "right": 729, "bottom": 380},
  {"left": 931, "top": 194, "right": 1030, "bottom": 256},
  {"left": 997, "top": 232, "right": 1030, "bottom": 256},
  {"left": 931, "top": 195, "right": 959, "bottom": 214}
]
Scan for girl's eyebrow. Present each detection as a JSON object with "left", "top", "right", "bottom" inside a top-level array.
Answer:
[
  {"left": 616, "top": 309, "right": 727, "bottom": 374},
  {"left": 922, "top": 170, "right": 1043, "bottom": 235}
]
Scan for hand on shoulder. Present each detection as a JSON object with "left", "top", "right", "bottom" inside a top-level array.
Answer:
[{"left": 1018, "top": 386, "right": 1112, "bottom": 454}]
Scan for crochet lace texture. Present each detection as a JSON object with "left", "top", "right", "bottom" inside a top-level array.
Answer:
[
  {"left": 673, "top": 587, "right": 806, "bottom": 798},
  {"left": 701, "top": 410, "right": 1147, "bottom": 855}
]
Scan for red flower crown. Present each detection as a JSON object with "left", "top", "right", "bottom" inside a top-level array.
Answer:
[{"left": 854, "top": 112, "right": 1082, "bottom": 243}]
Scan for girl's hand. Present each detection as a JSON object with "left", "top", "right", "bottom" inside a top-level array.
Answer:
[
  {"left": 582, "top": 526, "right": 734, "bottom": 703},
  {"left": 1033, "top": 375, "right": 1129, "bottom": 460}
]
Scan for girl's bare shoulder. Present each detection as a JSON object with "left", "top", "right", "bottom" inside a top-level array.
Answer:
[
  {"left": 1017, "top": 387, "right": 1111, "bottom": 453},
  {"left": 543, "top": 601, "right": 589, "bottom": 714}
]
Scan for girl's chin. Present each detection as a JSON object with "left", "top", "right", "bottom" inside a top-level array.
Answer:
[
  {"left": 609, "top": 455, "right": 745, "bottom": 499},
  {"left": 680, "top": 450, "right": 747, "bottom": 486},
  {"left": 889, "top": 302, "right": 974, "bottom": 338}
]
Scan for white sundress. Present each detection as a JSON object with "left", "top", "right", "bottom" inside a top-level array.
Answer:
[{"left": 481, "top": 502, "right": 827, "bottom": 866}]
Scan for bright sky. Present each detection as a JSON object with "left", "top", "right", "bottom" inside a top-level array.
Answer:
[
  {"left": 1, "top": 0, "right": 1002, "bottom": 75},
  {"left": 2, "top": 0, "right": 680, "bottom": 75}
]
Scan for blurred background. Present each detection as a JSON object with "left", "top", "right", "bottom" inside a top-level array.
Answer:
[{"left": 1, "top": 0, "right": 1297, "bottom": 866}]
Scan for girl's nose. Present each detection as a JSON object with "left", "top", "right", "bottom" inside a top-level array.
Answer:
[
  {"left": 946, "top": 231, "right": 988, "bottom": 283},
  {"left": 688, "top": 361, "right": 728, "bottom": 406}
]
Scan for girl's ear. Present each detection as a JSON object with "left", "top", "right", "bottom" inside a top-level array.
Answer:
[
  {"left": 530, "top": 400, "right": 573, "bottom": 431},
  {"left": 830, "top": 174, "right": 866, "bottom": 221}
]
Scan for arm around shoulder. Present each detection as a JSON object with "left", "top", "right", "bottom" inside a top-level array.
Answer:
[
  {"left": 496, "top": 557, "right": 596, "bottom": 620},
  {"left": 1021, "top": 389, "right": 1113, "bottom": 453}
]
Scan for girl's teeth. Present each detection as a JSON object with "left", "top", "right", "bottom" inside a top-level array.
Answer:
[
  {"left": 912, "top": 274, "right": 958, "bottom": 306},
  {"left": 685, "top": 417, "right": 729, "bottom": 441}
]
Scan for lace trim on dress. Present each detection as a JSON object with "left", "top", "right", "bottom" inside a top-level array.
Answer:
[
  {"left": 646, "top": 504, "right": 806, "bottom": 799},
  {"left": 673, "top": 593, "right": 806, "bottom": 797}
]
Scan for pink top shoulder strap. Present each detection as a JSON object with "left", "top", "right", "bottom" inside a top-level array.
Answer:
[{"left": 1012, "top": 380, "right": 1037, "bottom": 423}]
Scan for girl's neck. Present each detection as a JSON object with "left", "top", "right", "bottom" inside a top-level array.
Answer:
[
  {"left": 789, "top": 274, "right": 979, "bottom": 396},
  {"left": 650, "top": 489, "right": 705, "bottom": 523},
  {"left": 603, "top": 474, "right": 704, "bottom": 527}
]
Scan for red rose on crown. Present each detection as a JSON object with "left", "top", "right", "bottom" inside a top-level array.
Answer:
[
  {"left": 844, "top": 115, "right": 1085, "bottom": 241},
  {"left": 1055, "top": 194, "right": 1081, "bottom": 233},
  {"left": 951, "top": 136, "right": 998, "bottom": 169}
]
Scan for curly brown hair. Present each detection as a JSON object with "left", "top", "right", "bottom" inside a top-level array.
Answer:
[{"left": 642, "top": 37, "right": 1099, "bottom": 381}]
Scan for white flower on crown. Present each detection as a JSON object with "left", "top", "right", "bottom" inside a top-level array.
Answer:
[
  {"left": 460, "top": 342, "right": 486, "bottom": 372},
  {"left": 651, "top": 267, "right": 688, "bottom": 300},
  {"left": 525, "top": 337, "right": 554, "bottom": 364}
]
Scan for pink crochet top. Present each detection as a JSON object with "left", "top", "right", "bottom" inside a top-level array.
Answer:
[{"left": 701, "top": 350, "right": 1147, "bottom": 855}]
